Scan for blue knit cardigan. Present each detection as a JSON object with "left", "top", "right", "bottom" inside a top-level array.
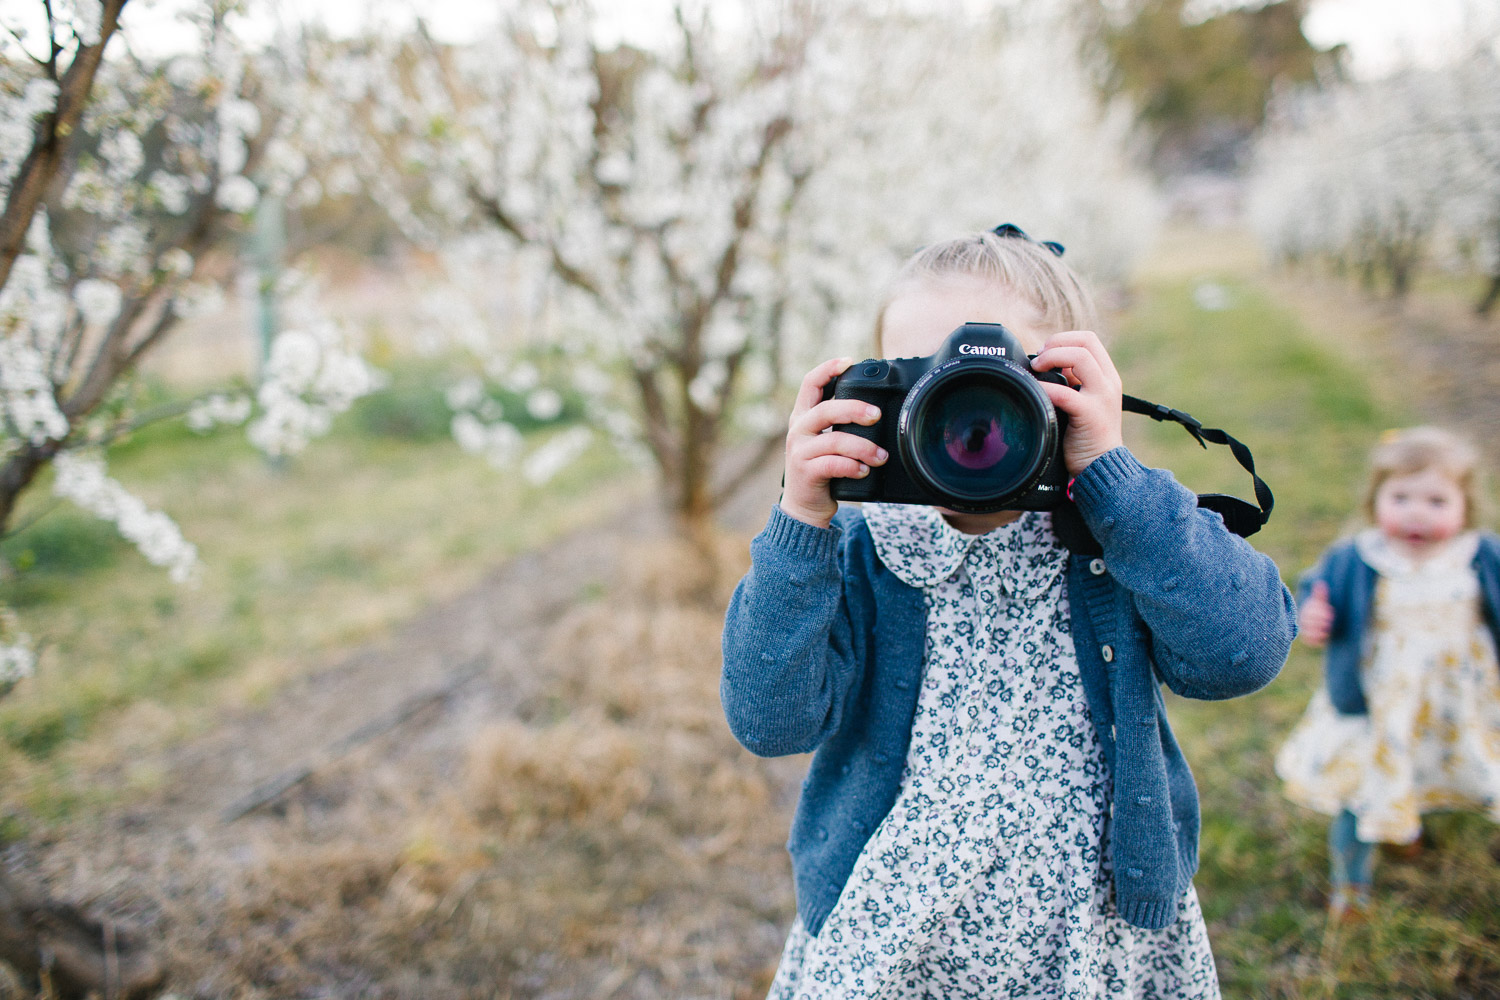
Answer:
[
  {"left": 720, "top": 447, "right": 1297, "bottom": 935},
  {"left": 1298, "top": 532, "right": 1500, "bottom": 715}
]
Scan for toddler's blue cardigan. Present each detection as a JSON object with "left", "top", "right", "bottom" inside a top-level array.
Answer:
[
  {"left": 720, "top": 447, "right": 1296, "bottom": 934},
  {"left": 1298, "top": 533, "right": 1500, "bottom": 715}
]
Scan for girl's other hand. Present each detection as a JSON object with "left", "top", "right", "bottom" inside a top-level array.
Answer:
[
  {"left": 781, "top": 357, "right": 889, "bottom": 529},
  {"left": 1029, "top": 330, "right": 1125, "bottom": 476},
  {"left": 1299, "top": 580, "right": 1334, "bottom": 648}
]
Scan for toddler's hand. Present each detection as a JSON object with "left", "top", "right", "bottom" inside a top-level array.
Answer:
[
  {"left": 1029, "top": 330, "right": 1125, "bottom": 476},
  {"left": 1299, "top": 580, "right": 1334, "bottom": 648},
  {"left": 780, "top": 357, "right": 889, "bottom": 529}
]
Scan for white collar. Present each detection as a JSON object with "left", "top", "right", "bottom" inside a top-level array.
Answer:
[
  {"left": 1354, "top": 527, "right": 1479, "bottom": 578},
  {"left": 862, "top": 502, "right": 1066, "bottom": 598}
]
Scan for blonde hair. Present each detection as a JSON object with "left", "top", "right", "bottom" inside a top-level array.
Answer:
[
  {"left": 874, "top": 229, "right": 1099, "bottom": 353},
  {"left": 1361, "top": 426, "right": 1486, "bottom": 529}
]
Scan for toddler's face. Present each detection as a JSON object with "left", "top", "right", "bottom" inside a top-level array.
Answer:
[
  {"left": 881, "top": 275, "right": 1053, "bottom": 360},
  {"left": 1373, "top": 467, "right": 1466, "bottom": 558}
]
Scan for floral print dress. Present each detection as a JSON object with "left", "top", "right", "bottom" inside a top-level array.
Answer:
[
  {"left": 767, "top": 504, "right": 1219, "bottom": 1000},
  {"left": 1276, "top": 530, "right": 1500, "bottom": 844}
]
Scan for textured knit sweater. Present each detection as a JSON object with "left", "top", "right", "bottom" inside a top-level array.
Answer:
[
  {"left": 1299, "top": 532, "right": 1500, "bottom": 715},
  {"left": 720, "top": 447, "right": 1297, "bottom": 935}
]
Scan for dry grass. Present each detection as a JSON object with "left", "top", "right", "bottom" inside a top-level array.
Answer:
[{"left": 120, "top": 532, "right": 797, "bottom": 999}]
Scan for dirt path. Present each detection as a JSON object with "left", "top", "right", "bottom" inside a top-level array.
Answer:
[{"left": 12, "top": 459, "right": 797, "bottom": 998}]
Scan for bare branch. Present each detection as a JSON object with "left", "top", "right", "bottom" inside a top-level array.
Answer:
[{"left": 468, "top": 186, "right": 609, "bottom": 305}]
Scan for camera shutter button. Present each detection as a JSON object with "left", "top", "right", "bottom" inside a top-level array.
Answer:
[{"left": 862, "top": 363, "right": 884, "bottom": 377}]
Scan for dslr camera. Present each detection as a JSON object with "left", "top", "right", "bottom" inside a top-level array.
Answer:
[{"left": 823, "top": 322, "right": 1069, "bottom": 514}]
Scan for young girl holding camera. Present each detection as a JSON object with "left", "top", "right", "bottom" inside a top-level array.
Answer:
[
  {"left": 1276, "top": 426, "right": 1500, "bottom": 921},
  {"left": 721, "top": 227, "right": 1296, "bottom": 999}
]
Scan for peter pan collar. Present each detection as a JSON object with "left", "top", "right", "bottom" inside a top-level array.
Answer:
[{"left": 863, "top": 502, "right": 1066, "bottom": 599}]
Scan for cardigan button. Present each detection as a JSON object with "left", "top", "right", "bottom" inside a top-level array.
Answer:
[
  {"left": 1100, "top": 644, "right": 1115, "bottom": 662},
  {"left": 1089, "top": 558, "right": 1106, "bottom": 575}
]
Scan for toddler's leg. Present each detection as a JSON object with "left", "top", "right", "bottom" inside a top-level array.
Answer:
[{"left": 1328, "top": 809, "right": 1373, "bottom": 919}]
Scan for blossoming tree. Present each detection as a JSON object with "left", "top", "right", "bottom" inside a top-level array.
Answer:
[
  {"left": 1249, "top": 38, "right": 1500, "bottom": 311},
  {"left": 340, "top": 0, "right": 1158, "bottom": 537},
  {"left": 0, "top": 0, "right": 381, "bottom": 680},
  {"left": 0, "top": 0, "right": 392, "bottom": 990}
]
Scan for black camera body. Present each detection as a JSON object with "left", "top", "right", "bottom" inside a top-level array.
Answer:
[{"left": 823, "top": 322, "right": 1070, "bottom": 514}]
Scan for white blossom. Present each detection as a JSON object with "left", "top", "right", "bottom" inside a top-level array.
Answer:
[
  {"left": 150, "top": 171, "right": 193, "bottom": 215},
  {"left": 61, "top": 0, "right": 102, "bottom": 46},
  {"left": 52, "top": 452, "right": 200, "bottom": 584},
  {"left": 215, "top": 174, "right": 260, "bottom": 214},
  {"left": 451, "top": 412, "right": 524, "bottom": 468},
  {"left": 246, "top": 314, "right": 384, "bottom": 457},
  {"left": 0, "top": 607, "right": 33, "bottom": 693},
  {"left": 73, "top": 278, "right": 122, "bottom": 327},
  {"left": 523, "top": 427, "right": 592, "bottom": 485},
  {"left": 525, "top": 387, "right": 564, "bottom": 421},
  {"left": 445, "top": 376, "right": 486, "bottom": 412},
  {"left": 185, "top": 393, "right": 252, "bottom": 433}
]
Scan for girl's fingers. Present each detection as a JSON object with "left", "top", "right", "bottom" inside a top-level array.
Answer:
[
  {"left": 1036, "top": 331, "right": 1121, "bottom": 383},
  {"left": 803, "top": 454, "right": 871, "bottom": 482},
  {"left": 1031, "top": 344, "right": 1118, "bottom": 394},
  {"left": 791, "top": 398, "right": 882, "bottom": 438},
  {"left": 792, "top": 357, "right": 856, "bottom": 420},
  {"left": 793, "top": 429, "right": 889, "bottom": 469}
]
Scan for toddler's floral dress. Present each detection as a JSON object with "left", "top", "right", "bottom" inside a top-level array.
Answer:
[
  {"left": 1276, "top": 530, "right": 1500, "bottom": 844},
  {"left": 767, "top": 504, "right": 1220, "bottom": 1000}
]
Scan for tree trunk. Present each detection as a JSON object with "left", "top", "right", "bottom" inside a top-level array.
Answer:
[
  {"left": 1478, "top": 272, "right": 1500, "bottom": 318},
  {"left": 0, "top": 867, "right": 164, "bottom": 999},
  {"left": 0, "top": 443, "right": 56, "bottom": 539}
]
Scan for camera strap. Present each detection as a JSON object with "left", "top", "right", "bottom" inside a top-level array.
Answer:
[{"left": 1121, "top": 394, "right": 1274, "bottom": 537}]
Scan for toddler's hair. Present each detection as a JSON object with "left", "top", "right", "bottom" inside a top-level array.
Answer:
[
  {"left": 1361, "top": 426, "right": 1486, "bottom": 528},
  {"left": 874, "top": 228, "right": 1098, "bottom": 353}
]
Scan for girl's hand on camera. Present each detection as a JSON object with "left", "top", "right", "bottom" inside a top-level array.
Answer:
[
  {"left": 1030, "top": 330, "right": 1125, "bottom": 477},
  {"left": 1298, "top": 581, "right": 1334, "bottom": 648},
  {"left": 781, "top": 357, "right": 889, "bottom": 529}
]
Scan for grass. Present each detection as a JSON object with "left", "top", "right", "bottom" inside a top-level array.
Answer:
[
  {"left": 0, "top": 370, "right": 643, "bottom": 823},
  {"left": 1113, "top": 230, "right": 1500, "bottom": 999},
  {"left": 4, "top": 230, "right": 1499, "bottom": 997}
]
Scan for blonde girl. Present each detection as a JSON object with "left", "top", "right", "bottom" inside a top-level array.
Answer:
[
  {"left": 1276, "top": 426, "right": 1500, "bottom": 920},
  {"left": 722, "top": 226, "right": 1295, "bottom": 998}
]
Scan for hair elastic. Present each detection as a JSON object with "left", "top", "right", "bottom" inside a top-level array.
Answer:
[{"left": 991, "top": 222, "right": 1065, "bottom": 258}]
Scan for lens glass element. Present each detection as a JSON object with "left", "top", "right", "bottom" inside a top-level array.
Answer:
[{"left": 908, "top": 375, "right": 1043, "bottom": 502}]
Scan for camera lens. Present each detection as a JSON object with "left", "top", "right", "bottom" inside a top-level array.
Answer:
[{"left": 901, "top": 365, "right": 1054, "bottom": 509}]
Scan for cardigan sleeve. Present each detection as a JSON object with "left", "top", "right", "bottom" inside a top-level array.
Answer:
[
  {"left": 1069, "top": 447, "right": 1297, "bottom": 700},
  {"left": 720, "top": 505, "right": 863, "bottom": 757}
]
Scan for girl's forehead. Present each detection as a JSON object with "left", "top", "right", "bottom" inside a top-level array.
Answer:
[
  {"left": 881, "top": 275, "right": 1053, "bottom": 358},
  {"left": 1378, "top": 466, "right": 1464, "bottom": 492}
]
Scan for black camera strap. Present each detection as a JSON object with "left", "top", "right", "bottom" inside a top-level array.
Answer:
[{"left": 1122, "top": 393, "right": 1274, "bottom": 537}]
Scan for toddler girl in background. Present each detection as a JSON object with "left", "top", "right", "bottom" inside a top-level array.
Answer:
[
  {"left": 1277, "top": 426, "right": 1500, "bottom": 921},
  {"left": 721, "top": 227, "right": 1296, "bottom": 999}
]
